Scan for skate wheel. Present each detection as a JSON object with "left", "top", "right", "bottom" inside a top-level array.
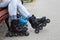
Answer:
[
  {"left": 35, "top": 29, "right": 39, "bottom": 34},
  {"left": 18, "top": 33, "right": 24, "bottom": 36},
  {"left": 46, "top": 19, "right": 50, "bottom": 23},
  {"left": 5, "top": 33, "right": 9, "bottom": 37},
  {"left": 42, "top": 23, "right": 47, "bottom": 27},
  {"left": 25, "top": 32, "right": 29, "bottom": 36},
  {"left": 39, "top": 27, "right": 43, "bottom": 30},
  {"left": 20, "top": 33, "right": 24, "bottom": 36},
  {"left": 6, "top": 32, "right": 13, "bottom": 37},
  {"left": 9, "top": 34, "right": 13, "bottom": 37},
  {"left": 14, "top": 33, "right": 18, "bottom": 37}
]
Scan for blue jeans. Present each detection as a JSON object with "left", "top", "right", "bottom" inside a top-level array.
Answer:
[{"left": 0, "top": 0, "right": 32, "bottom": 20}]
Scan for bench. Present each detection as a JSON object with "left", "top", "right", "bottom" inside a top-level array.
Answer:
[
  {"left": 0, "top": 8, "right": 8, "bottom": 23},
  {"left": 0, "top": 8, "right": 9, "bottom": 31}
]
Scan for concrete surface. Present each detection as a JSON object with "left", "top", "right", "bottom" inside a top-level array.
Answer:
[{"left": 0, "top": 0, "right": 60, "bottom": 40}]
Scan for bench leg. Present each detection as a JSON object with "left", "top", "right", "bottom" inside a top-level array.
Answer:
[{"left": 5, "top": 17, "right": 10, "bottom": 31}]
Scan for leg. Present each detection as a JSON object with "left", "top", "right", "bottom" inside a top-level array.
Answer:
[
  {"left": 17, "top": 1, "right": 32, "bottom": 18},
  {"left": 6, "top": 0, "right": 20, "bottom": 37},
  {"left": 8, "top": 0, "right": 20, "bottom": 32},
  {"left": 7, "top": 0, "right": 29, "bottom": 36},
  {"left": 8, "top": 0, "right": 17, "bottom": 20},
  {"left": 17, "top": 1, "right": 39, "bottom": 29}
]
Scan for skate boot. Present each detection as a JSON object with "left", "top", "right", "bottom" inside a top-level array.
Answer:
[
  {"left": 16, "top": 23, "right": 29, "bottom": 36},
  {"left": 28, "top": 15, "right": 50, "bottom": 33},
  {"left": 6, "top": 19, "right": 19, "bottom": 37},
  {"left": 28, "top": 15, "right": 40, "bottom": 33}
]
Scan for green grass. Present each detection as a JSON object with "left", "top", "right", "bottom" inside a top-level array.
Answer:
[{"left": 23, "top": 0, "right": 33, "bottom": 3}]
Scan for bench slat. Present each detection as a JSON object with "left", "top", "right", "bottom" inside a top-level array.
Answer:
[{"left": 0, "top": 9, "right": 8, "bottom": 23}]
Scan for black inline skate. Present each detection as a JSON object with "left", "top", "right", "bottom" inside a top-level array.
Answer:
[
  {"left": 28, "top": 15, "right": 50, "bottom": 33},
  {"left": 6, "top": 19, "right": 29, "bottom": 37}
]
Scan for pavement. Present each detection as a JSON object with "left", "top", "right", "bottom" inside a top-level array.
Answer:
[{"left": 0, "top": 0, "right": 60, "bottom": 40}]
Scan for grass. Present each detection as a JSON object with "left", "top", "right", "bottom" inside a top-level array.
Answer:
[{"left": 23, "top": 0, "right": 33, "bottom": 3}]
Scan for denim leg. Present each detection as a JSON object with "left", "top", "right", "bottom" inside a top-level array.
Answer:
[
  {"left": 8, "top": 0, "right": 32, "bottom": 20},
  {"left": 8, "top": 0, "right": 17, "bottom": 20},
  {"left": 17, "top": 0, "right": 32, "bottom": 18}
]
